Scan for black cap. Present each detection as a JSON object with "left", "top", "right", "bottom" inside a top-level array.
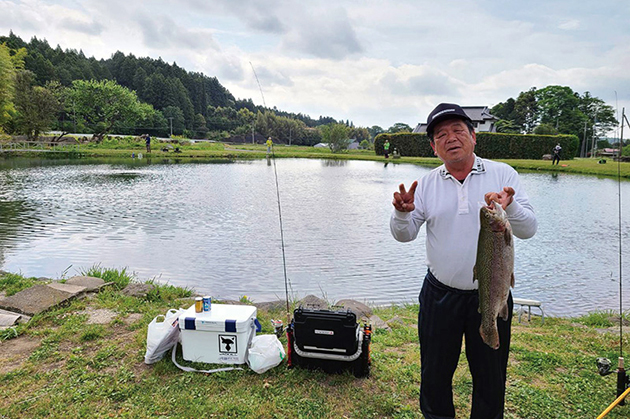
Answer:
[{"left": 426, "top": 103, "right": 472, "bottom": 138}]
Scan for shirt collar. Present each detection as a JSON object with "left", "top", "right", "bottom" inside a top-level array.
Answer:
[{"left": 439, "top": 155, "right": 486, "bottom": 179}]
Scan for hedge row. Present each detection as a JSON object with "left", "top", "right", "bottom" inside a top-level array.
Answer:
[{"left": 374, "top": 132, "right": 579, "bottom": 160}]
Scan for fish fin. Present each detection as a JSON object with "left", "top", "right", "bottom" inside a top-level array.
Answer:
[
  {"left": 499, "top": 301, "right": 509, "bottom": 321},
  {"left": 472, "top": 265, "right": 477, "bottom": 282},
  {"left": 504, "top": 228, "right": 512, "bottom": 246},
  {"left": 510, "top": 273, "right": 515, "bottom": 288}
]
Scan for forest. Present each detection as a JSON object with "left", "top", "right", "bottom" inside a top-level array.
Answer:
[{"left": 0, "top": 32, "right": 375, "bottom": 146}]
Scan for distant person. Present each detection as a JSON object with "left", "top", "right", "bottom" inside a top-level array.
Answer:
[
  {"left": 266, "top": 137, "right": 273, "bottom": 155},
  {"left": 552, "top": 143, "right": 561, "bottom": 165},
  {"left": 145, "top": 134, "right": 151, "bottom": 153},
  {"left": 384, "top": 139, "right": 390, "bottom": 158}
]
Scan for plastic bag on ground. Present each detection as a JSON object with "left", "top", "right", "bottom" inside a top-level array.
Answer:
[
  {"left": 144, "top": 308, "right": 184, "bottom": 364},
  {"left": 247, "top": 334, "right": 285, "bottom": 374}
]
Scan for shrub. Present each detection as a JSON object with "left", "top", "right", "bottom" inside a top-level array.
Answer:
[{"left": 374, "top": 132, "right": 579, "bottom": 160}]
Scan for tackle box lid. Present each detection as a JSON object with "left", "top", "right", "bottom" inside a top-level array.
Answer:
[{"left": 178, "top": 303, "right": 257, "bottom": 332}]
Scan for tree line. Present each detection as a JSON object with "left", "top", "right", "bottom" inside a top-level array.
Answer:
[
  {"left": 1, "top": 32, "right": 620, "bottom": 155},
  {"left": 491, "top": 86, "right": 619, "bottom": 156},
  {"left": 0, "top": 32, "right": 400, "bottom": 150}
]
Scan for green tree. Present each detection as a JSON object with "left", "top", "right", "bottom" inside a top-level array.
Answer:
[
  {"left": 533, "top": 123, "right": 559, "bottom": 135},
  {"left": 0, "top": 44, "right": 16, "bottom": 128},
  {"left": 387, "top": 122, "right": 412, "bottom": 133},
  {"left": 69, "top": 79, "right": 151, "bottom": 141},
  {"left": 513, "top": 88, "right": 538, "bottom": 133},
  {"left": 368, "top": 125, "right": 384, "bottom": 140},
  {"left": 320, "top": 123, "right": 350, "bottom": 153},
  {"left": 494, "top": 119, "right": 521, "bottom": 133},
  {"left": 193, "top": 113, "right": 208, "bottom": 138},
  {"left": 162, "top": 106, "right": 185, "bottom": 136},
  {"left": 14, "top": 71, "right": 63, "bottom": 139}
]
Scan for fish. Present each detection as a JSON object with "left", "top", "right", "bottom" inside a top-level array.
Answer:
[{"left": 473, "top": 200, "right": 514, "bottom": 350}]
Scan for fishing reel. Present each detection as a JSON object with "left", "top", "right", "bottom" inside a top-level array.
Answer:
[
  {"left": 596, "top": 357, "right": 630, "bottom": 407},
  {"left": 597, "top": 357, "right": 614, "bottom": 376}
]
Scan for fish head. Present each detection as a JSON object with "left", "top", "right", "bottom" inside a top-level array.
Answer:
[{"left": 480, "top": 200, "right": 509, "bottom": 233}]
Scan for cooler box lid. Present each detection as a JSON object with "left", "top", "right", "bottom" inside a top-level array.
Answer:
[{"left": 178, "top": 303, "right": 257, "bottom": 332}]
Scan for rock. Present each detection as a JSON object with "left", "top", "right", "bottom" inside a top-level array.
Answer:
[
  {"left": 297, "top": 295, "right": 327, "bottom": 309},
  {"left": 0, "top": 310, "right": 22, "bottom": 329},
  {"left": 124, "top": 313, "right": 143, "bottom": 325},
  {"left": 78, "top": 307, "right": 118, "bottom": 325},
  {"left": 255, "top": 300, "right": 287, "bottom": 312},
  {"left": 542, "top": 154, "right": 552, "bottom": 160},
  {"left": 121, "top": 283, "right": 155, "bottom": 298},
  {"left": 368, "top": 314, "right": 391, "bottom": 332},
  {"left": 48, "top": 283, "right": 87, "bottom": 294},
  {"left": 65, "top": 276, "right": 107, "bottom": 292},
  {"left": 0, "top": 284, "right": 85, "bottom": 316},
  {"left": 387, "top": 315, "right": 404, "bottom": 326},
  {"left": 334, "top": 299, "right": 372, "bottom": 318}
]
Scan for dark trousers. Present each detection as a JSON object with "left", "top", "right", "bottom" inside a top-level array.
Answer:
[
  {"left": 418, "top": 271, "right": 513, "bottom": 419},
  {"left": 552, "top": 155, "right": 560, "bottom": 165}
]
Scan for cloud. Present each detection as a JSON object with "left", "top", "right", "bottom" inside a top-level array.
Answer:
[
  {"left": 281, "top": 7, "right": 363, "bottom": 59},
  {"left": 59, "top": 17, "right": 104, "bottom": 36},
  {"left": 558, "top": 19, "right": 580, "bottom": 30},
  {"left": 136, "top": 14, "right": 218, "bottom": 51}
]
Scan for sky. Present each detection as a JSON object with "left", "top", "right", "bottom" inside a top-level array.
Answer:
[{"left": 2, "top": 0, "right": 630, "bottom": 132}]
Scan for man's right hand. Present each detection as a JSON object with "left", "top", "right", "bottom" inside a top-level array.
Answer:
[{"left": 392, "top": 181, "right": 418, "bottom": 212}]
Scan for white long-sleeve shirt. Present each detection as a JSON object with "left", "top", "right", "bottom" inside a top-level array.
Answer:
[{"left": 390, "top": 156, "right": 537, "bottom": 290}]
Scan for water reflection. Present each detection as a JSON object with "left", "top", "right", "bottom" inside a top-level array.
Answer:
[
  {"left": 321, "top": 160, "right": 348, "bottom": 167},
  {"left": 0, "top": 158, "right": 628, "bottom": 317}
]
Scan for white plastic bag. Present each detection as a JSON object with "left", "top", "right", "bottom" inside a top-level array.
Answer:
[
  {"left": 247, "top": 334, "right": 285, "bottom": 374},
  {"left": 144, "top": 308, "right": 184, "bottom": 364}
]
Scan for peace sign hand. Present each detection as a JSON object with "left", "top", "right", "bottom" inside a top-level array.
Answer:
[{"left": 392, "top": 181, "right": 418, "bottom": 212}]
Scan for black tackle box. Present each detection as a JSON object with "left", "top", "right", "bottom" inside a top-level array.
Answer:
[{"left": 287, "top": 306, "right": 371, "bottom": 377}]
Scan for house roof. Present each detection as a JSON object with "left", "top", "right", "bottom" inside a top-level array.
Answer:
[{"left": 413, "top": 106, "right": 498, "bottom": 133}]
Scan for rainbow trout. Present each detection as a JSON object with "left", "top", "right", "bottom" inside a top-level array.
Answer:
[{"left": 473, "top": 201, "right": 514, "bottom": 350}]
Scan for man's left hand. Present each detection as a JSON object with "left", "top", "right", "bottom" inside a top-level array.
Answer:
[{"left": 484, "top": 186, "right": 515, "bottom": 210}]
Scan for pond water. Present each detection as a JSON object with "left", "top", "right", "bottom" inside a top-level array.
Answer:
[{"left": 0, "top": 157, "right": 628, "bottom": 317}]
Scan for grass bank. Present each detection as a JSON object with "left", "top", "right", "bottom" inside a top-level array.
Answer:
[
  {"left": 1, "top": 269, "right": 629, "bottom": 418},
  {"left": 2, "top": 138, "right": 629, "bottom": 179}
]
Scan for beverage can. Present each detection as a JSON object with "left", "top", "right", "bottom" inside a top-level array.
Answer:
[
  {"left": 203, "top": 296, "right": 211, "bottom": 311},
  {"left": 195, "top": 297, "right": 203, "bottom": 313}
]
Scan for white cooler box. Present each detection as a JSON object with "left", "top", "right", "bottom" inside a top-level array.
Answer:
[{"left": 178, "top": 303, "right": 258, "bottom": 364}]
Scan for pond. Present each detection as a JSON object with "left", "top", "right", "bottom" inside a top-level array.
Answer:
[{"left": 0, "top": 157, "right": 628, "bottom": 317}]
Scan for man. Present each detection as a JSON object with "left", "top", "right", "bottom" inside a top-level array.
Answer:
[
  {"left": 390, "top": 103, "right": 537, "bottom": 419},
  {"left": 266, "top": 137, "right": 273, "bottom": 155},
  {"left": 552, "top": 143, "right": 562, "bottom": 165},
  {"left": 384, "top": 139, "right": 390, "bottom": 158},
  {"left": 145, "top": 134, "right": 151, "bottom": 153}
]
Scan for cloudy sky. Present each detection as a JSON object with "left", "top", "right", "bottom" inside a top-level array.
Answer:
[{"left": 2, "top": 0, "right": 629, "bottom": 131}]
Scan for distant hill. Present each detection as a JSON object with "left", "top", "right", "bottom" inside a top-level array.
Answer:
[{"left": 0, "top": 32, "right": 339, "bottom": 133}]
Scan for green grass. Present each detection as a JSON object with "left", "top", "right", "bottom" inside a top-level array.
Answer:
[
  {"left": 0, "top": 271, "right": 40, "bottom": 296},
  {"left": 1, "top": 270, "right": 630, "bottom": 418},
  {"left": 78, "top": 263, "right": 133, "bottom": 290},
  {"left": 7, "top": 137, "right": 630, "bottom": 179}
]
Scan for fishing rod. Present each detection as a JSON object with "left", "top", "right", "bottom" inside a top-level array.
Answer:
[
  {"left": 249, "top": 61, "right": 292, "bottom": 328},
  {"left": 597, "top": 107, "right": 629, "bottom": 418},
  {"left": 270, "top": 144, "right": 292, "bottom": 325}
]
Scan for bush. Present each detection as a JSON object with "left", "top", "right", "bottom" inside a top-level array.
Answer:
[{"left": 374, "top": 132, "right": 579, "bottom": 159}]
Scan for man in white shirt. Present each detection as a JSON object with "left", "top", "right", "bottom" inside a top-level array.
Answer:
[{"left": 390, "top": 103, "right": 537, "bottom": 419}]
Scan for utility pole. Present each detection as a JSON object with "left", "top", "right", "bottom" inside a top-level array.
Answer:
[
  {"left": 168, "top": 117, "right": 173, "bottom": 137},
  {"left": 582, "top": 120, "right": 588, "bottom": 158}
]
